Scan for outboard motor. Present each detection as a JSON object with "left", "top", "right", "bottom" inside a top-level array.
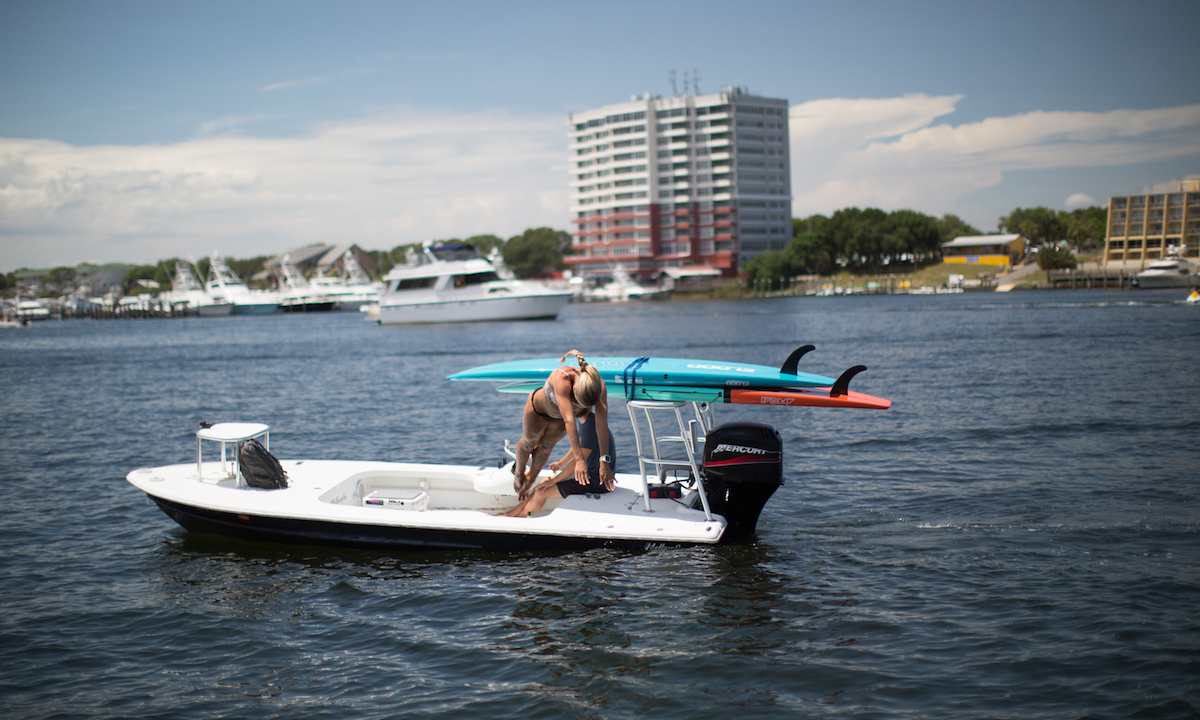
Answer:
[{"left": 701, "top": 422, "right": 783, "bottom": 543}]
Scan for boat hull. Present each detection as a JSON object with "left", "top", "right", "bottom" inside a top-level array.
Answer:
[
  {"left": 232, "top": 302, "right": 280, "bottom": 315},
  {"left": 128, "top": 459, "right": 727, "bottom": 551},
  {"left": 378, "top": 293, "right": 571, "bottom": 325},
  {"left": 1134, "top": 274, "right": 1194, "bottom": 289},
  {"left": 149, "top": 495, "right": 672, "bottom": 552}
]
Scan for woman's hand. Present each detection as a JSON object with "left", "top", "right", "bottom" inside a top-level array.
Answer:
[{"left": 600, "top": 462, "right": 615, "bottom": 491}]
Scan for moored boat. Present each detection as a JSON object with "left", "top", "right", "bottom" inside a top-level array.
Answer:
[
  {"left": 159, "top": 262, "right": 232, "bottom": 316},
  {"left": 377, "top": 243, "right": 572, "bottom": 325},
  {"left": 276, "top": 256, "right": 339, "bottom": 312},
  {"left": 206, "top": 253, "right": 280, "bottom": 315},
  {"left": 1132, "top": 255, "right": 1198, "bottom": 289}
]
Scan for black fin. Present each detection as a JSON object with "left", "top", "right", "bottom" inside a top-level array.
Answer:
[
  {"left": 780, "top": 344, "right": 816, "bottom": 376},
  {"left": 830, "top": 365, "right": 867, "bottom": 397}
]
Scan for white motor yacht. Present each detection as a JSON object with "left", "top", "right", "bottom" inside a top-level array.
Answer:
[
  {"left": 308, "top": 253, "right": 380, "bottom": 312},
  {"left": 579, "top": 266, "right": 670, "bottom": 303},
  {"left": 377, "top": 243, "right": 572, "bottom": 324},
  {"left": 1132, "top": 255, "right": 1198, "bottom": 289},
  {"left": 14, "top": 299, "right": 51, "bottom": 322},
  {"left": 159, "top": 262, "right": 232, "bottom": 316},
  {"left": 276, "top": 256, "right": 339, "bottom": 312},
  {"left": 206, "top": 254, "right": 280, "bottom": 315}
]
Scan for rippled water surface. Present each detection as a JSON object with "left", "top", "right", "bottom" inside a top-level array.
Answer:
[{"left": 2, "top": 291, "right": 1198, "bottom": 719}]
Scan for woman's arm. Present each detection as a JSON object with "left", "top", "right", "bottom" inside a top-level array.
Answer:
[{"left": 594, "top": 383, "right": 614, "bottom": 488}]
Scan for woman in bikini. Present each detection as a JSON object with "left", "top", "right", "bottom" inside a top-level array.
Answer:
[{"left": 512, "top": 350, "right": 612, "bottom": 501}]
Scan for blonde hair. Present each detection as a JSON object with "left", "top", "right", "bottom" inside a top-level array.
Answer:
[{"left": 562, "top": 350, "right": 603, "bottom": 408}]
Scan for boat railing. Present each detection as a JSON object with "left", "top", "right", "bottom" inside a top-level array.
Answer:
[{"left": 626, "top": 399, "right": 714, "bottom": 520}]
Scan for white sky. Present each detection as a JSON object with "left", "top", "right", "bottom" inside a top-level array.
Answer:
[{"left": 2, "top": 0, "right": 1199, "bottom": 270}]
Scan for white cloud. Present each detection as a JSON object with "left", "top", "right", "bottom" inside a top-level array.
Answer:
[
  {"left": 3, "top": 96, "right": 1200, "bottom": 270},
  {"left": 0, "top": 108, "right": 568, "bottom": 268},
  {"left": 1065, "top": 192, "right": 1097, "bottom": 209},
  {"left": 789, "top": 97, "right": 1200, "bottom": 222}
]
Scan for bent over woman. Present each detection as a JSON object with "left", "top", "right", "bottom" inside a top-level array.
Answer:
[{"left": 512, "top": 350, "right": 612, "bottom": 501}]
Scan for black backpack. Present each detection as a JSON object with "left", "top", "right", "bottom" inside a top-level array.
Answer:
[{"left": 239, "top": 438, "right": 288, "bottom": 489}]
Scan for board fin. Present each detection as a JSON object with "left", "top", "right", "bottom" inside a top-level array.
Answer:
[
  {"left": 780, "top": 344, "right": 816, "bottom": 376},
  {"left": 830, "top": 365, "right": 867, "bottom": 397}
]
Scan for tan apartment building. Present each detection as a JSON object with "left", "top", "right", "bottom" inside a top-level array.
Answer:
[{"left": 1103, "top": 179, "right": 1200, "bottom": 266}]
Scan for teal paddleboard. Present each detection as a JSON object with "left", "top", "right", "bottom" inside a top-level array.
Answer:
[{"left": 447, "top": 351, "right": 838, "bottom": 390}]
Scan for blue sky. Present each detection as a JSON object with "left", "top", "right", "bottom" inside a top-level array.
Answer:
[{"left": 2, "top": 0, "right": 1199, "bottom": 270}]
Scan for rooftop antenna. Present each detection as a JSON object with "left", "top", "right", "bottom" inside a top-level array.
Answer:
[
  {"left": 692, "top": 68, "right": 701, "bottom": 95},
  {"left": 683, "top": 70, "right": 690, "bottom": 96},
  {"left": 669, "top": 70, "right": 678, "bottom": 97}
]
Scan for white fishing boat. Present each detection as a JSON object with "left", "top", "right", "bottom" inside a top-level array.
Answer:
[
  {"left": 14, "top": 299, "right": 51, "bottom": 322},
  {"left": 377, "top": 243, "right": 572, "bottom": 325},
  {"left": 159, "top": 262, "right": 232, "bottom": 316},
  {"left": 579, "top": 266, "right": 670, "bottom": 303},
  {"left": 308, "top": 253, "right": 380, "bottom": 312},
  {"left": 128, "top": 411, "right": 778, "bottom": 551},
  {"left": 126, "top": 352, "right": 891, "bottom": 552},
  {"left": 276, "top": 256, "right": 339, "bottom": 312},
  {"left": 206, "top": 254, "right": 280, "bottom": 315},
  {"left": 1132, "top": 255, "right": 1198, "bottom": 289}
]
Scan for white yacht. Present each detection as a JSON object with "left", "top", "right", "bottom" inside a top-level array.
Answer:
[
  {"left": 308, "top": 253, "right": 380, "bottom": 312},
  {"left": 206, "top": 254, "right": 280, "bottom": 315},
  {"left": 579, "top": 266, "right": 670, "bottom": 303},
  {"left": 275, "top": 256, "right": 339, "bottom": 312},
  {"left": 1132, "top": 255, "right": 1198, "bottom": 289},
  {"left": 377, "top": 243, "right": 572, "bottom": 324},
  {"left": 159, "top": 262, "right": 232, "bottom": 316},
  {"left": 14, "top": 299, "right": 51, "bottom": 322}
]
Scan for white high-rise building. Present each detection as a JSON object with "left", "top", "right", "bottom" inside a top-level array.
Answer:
[{"left": 566, "top": 86, "right": 792, "bottom": 279}]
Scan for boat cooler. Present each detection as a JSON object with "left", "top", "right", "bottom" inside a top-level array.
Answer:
[{"left": 363, "top": 489, "right": 429, "bottom": 511}]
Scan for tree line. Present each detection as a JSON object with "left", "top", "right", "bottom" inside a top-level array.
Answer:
[
  {"left": 742, "top": 208, "right": 981, "bottom": 283},
  {"left": 744, "top": 204, "right": 1108, "bottom": 283},
  {"left": 18, "top": 203, "right": 1112, "bottom": 297},
  {"left": 997, "top": 206, "right": 1107, "bottom": 251}
]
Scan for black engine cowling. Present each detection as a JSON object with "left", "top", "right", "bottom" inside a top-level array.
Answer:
[{"left": 701, "top": 422, "right": 783, "bottom": 543}]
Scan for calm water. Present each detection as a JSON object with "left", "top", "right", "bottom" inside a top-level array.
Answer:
[{"left": 1, "top": 291, "right": 1197, "bottom": 719}]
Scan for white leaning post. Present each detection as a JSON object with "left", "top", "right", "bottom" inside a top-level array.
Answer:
[
  {"left": 626, "top": 400, "right": 713, "bottom": 520},
  {"left": 196, "top": 423, "right": 270, "bottom": 484}
]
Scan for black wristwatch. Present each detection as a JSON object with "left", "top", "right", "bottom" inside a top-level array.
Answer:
[{"left": 599, "top": 454, "right": 612, "bottom": 465}]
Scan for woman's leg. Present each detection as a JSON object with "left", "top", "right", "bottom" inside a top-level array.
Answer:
[
  {"left": 525, "top": 421, "right": 567, "bottom": 484},
  {"left": 503, "top": 481, "right": 560, "bottom": 517},
  {"left": 515, "top": 398, "right": 553, "bottom": 500}
]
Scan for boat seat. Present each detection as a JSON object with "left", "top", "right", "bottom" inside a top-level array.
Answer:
[{"left": 196, "top": 422, "right": 269, "bottom": 484}]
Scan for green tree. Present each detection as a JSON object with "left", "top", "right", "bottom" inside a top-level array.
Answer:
[
  {"left": 122, "top": 265, "right": 160, "bottom": 294},
  {"left": 1062, "top": 207, "right": 1107, "bottom": 252},
  {"left": 1037, "top": 246, "right": 1076, "bottom": 270},
  {"left": 389, "top": 243, "right": 422, "bottom": 266},
  {"left": 43, "top": 266, "right": 77, "bottom": 295},
  {"left": 998, "top": 206, "right": 1066, "bottom": 245},
  {"left": 935, "top": 214, "right": 982, "bottom": 245},
  {"left": 465, "top": 234, "right": 505, "bottom": 256},
  {"left": 885, "top": 210, "right": 942, "bottom": 265},
  {"left": 742, "top": 231, "right": 834, "bottom": 286},
  {"left": 503, "top": 227, "right": 571, "bottom": 278},
  {"left": 225, "top": 255, "right": 270, "bottom": 284}
]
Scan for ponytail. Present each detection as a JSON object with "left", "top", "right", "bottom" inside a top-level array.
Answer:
[{"left": 562, "top": 350, "right": 603, "bottom": 408}]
